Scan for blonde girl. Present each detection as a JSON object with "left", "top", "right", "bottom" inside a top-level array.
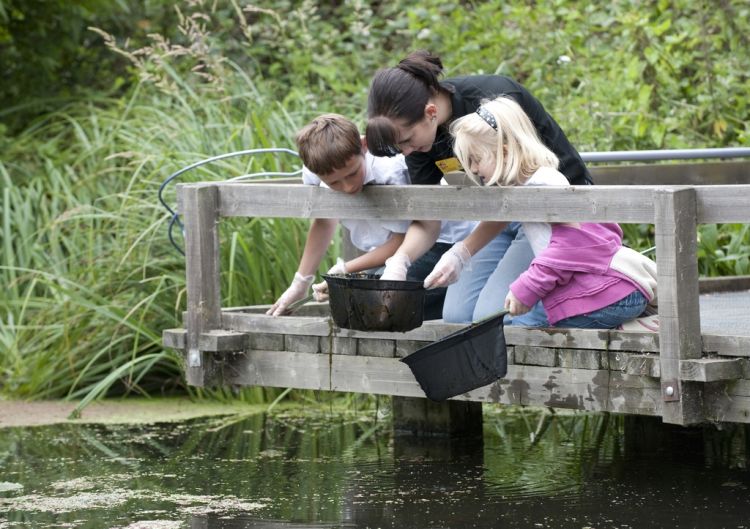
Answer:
[{"left": 450, "top": 97, "right": 655, "bottom": 329}]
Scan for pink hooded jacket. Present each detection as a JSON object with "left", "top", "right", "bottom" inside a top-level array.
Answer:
[{"left": 510, "top": 223, "right": 645, "bottom": 325}]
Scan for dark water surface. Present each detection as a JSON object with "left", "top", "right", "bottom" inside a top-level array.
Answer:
[{"left": 2, "top": 406, "right": 750, "bottom": 529}]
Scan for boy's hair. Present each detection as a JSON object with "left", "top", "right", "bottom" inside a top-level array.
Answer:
[
  {"left": 295, "top": 114, "right": 363, "bottom": 176},
  {"left": 450, "top": 97, "right": 559, "bottom": 186}
]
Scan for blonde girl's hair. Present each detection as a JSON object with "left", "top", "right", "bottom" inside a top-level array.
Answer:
[{"left": 450, "top": 97, "right": 559, "bottom": 186}]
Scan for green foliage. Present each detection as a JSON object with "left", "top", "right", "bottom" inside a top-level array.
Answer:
[
  {"left": 406, "top": 0, "right": 749, "bottom": 150},
  {"left": 1, "top": 0, "right": 749, "bottom": 404}
]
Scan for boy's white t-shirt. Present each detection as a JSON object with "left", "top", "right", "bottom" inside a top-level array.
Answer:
[
  {"left": 302, "top": 153, "right": 411, "bottom": 252},
  {"left": 521, "top": 166, "right": 569, "bottom": 255},
  {"left": 303, "top": 152, "right": 476, "bottom": 251}
]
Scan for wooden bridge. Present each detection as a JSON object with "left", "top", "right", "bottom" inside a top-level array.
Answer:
[{"left": 163, "top": 160, "right": 750, "bottom": 428}]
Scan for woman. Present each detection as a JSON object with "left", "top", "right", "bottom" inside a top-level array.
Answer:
[{"left": 368, "top": 50, "right": 592, "bottom": 325}]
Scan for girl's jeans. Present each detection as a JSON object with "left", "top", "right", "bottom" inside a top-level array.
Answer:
[
  {"left": 443, "top": 223, "right": 547, "bottom": 326},
  {"left": 549, "top": 290, "right": 648, "bottom": 329}
]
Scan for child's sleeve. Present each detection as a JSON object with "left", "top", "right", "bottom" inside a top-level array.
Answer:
[
  {"left": 301, "top": 166, "right": 321, "bottom": 186},
  {"left": 510, "top": 262, "right": 573, "bottom": 308}
]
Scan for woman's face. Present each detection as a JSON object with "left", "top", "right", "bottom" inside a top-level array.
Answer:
[{"left": 394, "top": 110, "right": 438, "bottom": 156}]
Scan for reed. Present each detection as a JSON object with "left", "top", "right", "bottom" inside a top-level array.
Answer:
[{"left": 0, "top": 69, "right": 337, "bottom": 403}]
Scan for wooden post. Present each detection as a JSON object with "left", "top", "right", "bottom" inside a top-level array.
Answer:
[
  {"left": 392, "top": 396, "right": 483, "bottom": 438},
  {"left": 654, "top": 187, "right": 703, "bottom": 425},
  {"left": 182, "top": 184, "right": 222, "bottom": 386}
]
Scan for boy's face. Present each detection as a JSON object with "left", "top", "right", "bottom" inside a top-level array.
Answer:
[{"left": 319, "top": 154, "right": 366, "bottom": 194}]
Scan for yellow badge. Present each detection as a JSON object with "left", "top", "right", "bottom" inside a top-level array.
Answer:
[{"left": 435, "top": 157, "right": 462, "bottom": 174}]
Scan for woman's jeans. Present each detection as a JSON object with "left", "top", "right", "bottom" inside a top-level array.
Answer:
[
  {"left": 550, "top": 290, "right": 648, "bottom": 329},
  {"left": 443, "top": 223, "right": 547, "bottom": 326}
]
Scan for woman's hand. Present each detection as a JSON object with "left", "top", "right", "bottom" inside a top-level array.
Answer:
[
  {"left": 423, "top": 241, "right": 471, "bottom": 289},
  {"left": 380, "top": 252, "right": 411, "bottom": 281}
]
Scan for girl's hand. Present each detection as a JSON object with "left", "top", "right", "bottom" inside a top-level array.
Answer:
[
  {"left": 327, "top": 258, "right": 347, "bottom": 276},
  {"left": 505, "top": 290, "right": 531, "bottom": 316}
]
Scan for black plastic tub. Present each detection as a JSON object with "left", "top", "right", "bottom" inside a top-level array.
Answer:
[
  {"left": 323, "top": 273, "right": 425, "bottom": 332},
  {"left": 401, "top": 311, "right": 508, "bottom": 401}
]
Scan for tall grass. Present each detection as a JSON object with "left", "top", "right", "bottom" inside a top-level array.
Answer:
[{"left": 0, "top": 67, "right": 338, "bottom": 402}]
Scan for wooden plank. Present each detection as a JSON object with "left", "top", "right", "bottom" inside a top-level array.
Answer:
[
  {"left": 695, "top": 185, "right": 750, "bottom": 223},
  {"left": 198, "top": 330, "right": 248, "bottom": 352},
  {"left": 513, "top": 345, "right": 557, "bottom": 367},
  {"left": 626, "top": 354, "right": 660, "bottom": 378},
  {"left": 396, "top": 340, "right": 430, "bottom": 359},
  {"left": 558, "top": 348, "right": 603, "bottom": 370},
  {"left": 222, "top": 311, "right": 750, "bottom": 358},
  {"left": 222, "top": 350, "right": 663, "bottom": 416},
  {"left": 182, "top": 184, "right": 222, "bottom": 386},
  {"left": 699, "top": 275, "right": 750, "bottom": 294},
  {"left": 679, "top": 358, "right": 743, "bottom": 382},
  {"left": 285, "top": 335, "right": 320, "bottom": 353},
  {"left": 320, "top": 336, "right": 358, "bottom": 356},
  {"left": 163, "top": 328, "right": 186, "bottom": 350},
  {"left": 704, "top": 381, "right": 750, "bottom": 423},
  {"left": 221, "top": 311, "right": 464, "bottom": 341},
  {"left": 591, "top": 161, "right": 750, "bottom": 186},
  {"left": 705, "top": 334, "right": 750, "bottom": 356},
  {"left": 205, "top": 183, "right": 657, "bottom": 223},
  {"left": 248, "top": 333, "right": 284, "bottom": 351},
  {"left": 358, "top": 338, "right": 395, "bottom": 358},
  {"left": 654, "top": 187, "right": 704, "bottom": 424},
  {"left": 176, "top": 182, "right": 750, "bottom": 224}
]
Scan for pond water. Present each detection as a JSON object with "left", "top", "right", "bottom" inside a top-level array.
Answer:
[{"left": 2, "top": 405, "right": 749, "bottom": 529}]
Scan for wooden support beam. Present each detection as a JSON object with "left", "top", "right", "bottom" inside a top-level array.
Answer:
[
  {"left": 163, "top": 328, "right": 248, "bottom": 352},
  {"left": 182, "top": 184, "right": 222, "bottom": 386},
  {"left": 654, "top": 187, "right": 703, "bottom": 424},
  {"left": 680, "top": 358, "right": 744, "bottom": 382},
  {"left": 163, "top": 328, "right": 186, "bottom": 350},
  {"left": 221, "top": 349, "right": 665, "bottom": 417}
]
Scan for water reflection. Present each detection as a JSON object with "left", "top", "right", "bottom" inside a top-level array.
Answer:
[{"left": 1, "top": 406, "right": 749, "bottom": 528}]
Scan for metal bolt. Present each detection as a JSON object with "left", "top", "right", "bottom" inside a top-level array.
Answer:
[{"left": 665, "top": 385, "right": 674, "bottom": 397}]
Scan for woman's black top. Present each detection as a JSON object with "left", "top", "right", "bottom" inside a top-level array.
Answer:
[{"left": 406, "top": 75, "right": 593, "bottom": 186}]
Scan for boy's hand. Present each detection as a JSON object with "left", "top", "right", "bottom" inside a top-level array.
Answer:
[
  {"left": 312, "top": 280, "right": 329, "bottom": 302},
  {"left": 327, "top": 258, "right": 347, "bottom": 276},
  {"left": 423, "top": 242, "right": 470, "bottom": 289},
  {"left": 504, "top": 290, "right": 531, "bottom": 316},
  {"left": 266, "top": 272, "right": 314, "bottom": 316},
  {"left": 380, "top": 252, "right": 411, "bottom": 281}
]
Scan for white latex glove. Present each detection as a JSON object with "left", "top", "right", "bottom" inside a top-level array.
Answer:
[
  {"left": 312, "top": 258, "right": 348, "bottom": 302},
  {"left": 312, "top": 280, "right": 329, "bottom": 302},
  {"left": 423, "top": 241, "right": 471, "bottom": 289},
  {"left": 505, "top": 289, "right": 531, "bottom": 316},
  {"left": 380, "top": 252, "right": 411, "bottom": 281},
  {"left": 327, "top": 257, "right": 348, "bottom": 276},
  {"left": 266, "top": 272, "right": 314, "bottom": 316}
]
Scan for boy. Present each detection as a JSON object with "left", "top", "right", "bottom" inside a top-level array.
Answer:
[
  {"left": 267, "top": 114, "right": 411, "bottom": 316},
  {"left": 267, "top": 113, "right": 475, "bottom": 318}
]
